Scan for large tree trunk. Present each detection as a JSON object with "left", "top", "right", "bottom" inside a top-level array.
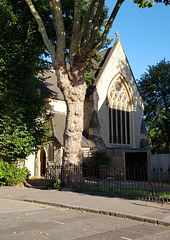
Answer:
[
  {"left": 56, "top": 65, "right": 87, "bottom": 186},
  {"left": 63, "top": 82, "right": 87, "bottom": 166},
  {"left": 56, "top": 64, "right": 87, "bottom": 166}
]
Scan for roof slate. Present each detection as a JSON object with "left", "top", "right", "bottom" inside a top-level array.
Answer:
[
  {"left": 94, "top": 48, "right": 112, "bottom": 78},
  {"left": 38, "top": 48, "right": 113, "bottom": 101},
  {"left": 39, "top": 69, "right": 64, "bottom": 100},
  {"left": 51, "top": 112, "right": 91, "bottom": 148}
]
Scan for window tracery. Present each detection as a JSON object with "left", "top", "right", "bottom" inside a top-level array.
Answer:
[{"left": 108, "top": 74, "right": 132, "bottom": 145}]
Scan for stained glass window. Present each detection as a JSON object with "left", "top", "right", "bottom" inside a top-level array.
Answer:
[{"left": 108, "top": 74, "right": 132, "bottom": 145}]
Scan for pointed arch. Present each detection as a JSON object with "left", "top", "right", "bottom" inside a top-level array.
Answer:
[
  {"left": 108, "top": 73, "right": 133, "bottom": 145},
  {"left": 107, "top": 72, "right": 133, "bottom": 111}
]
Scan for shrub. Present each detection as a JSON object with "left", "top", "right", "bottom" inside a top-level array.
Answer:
[
  {"left": 0, "top": 158, "right": 29, "bottom": 186},
  {"left": 53, "top": 179, "right": 61, "bottom": 190},
  {"left": 84, "top": 150, "right": 111, "bottom": 169}
]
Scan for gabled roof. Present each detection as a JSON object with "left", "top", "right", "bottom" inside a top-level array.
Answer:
[
  {"left": 51, "top": 112, "right": 66, "bottom": 145},
  {"left": 94, "top": 36, "right": 135, "bottom": 86},
  {"left": 51, "top": 112, "right": 92, "bottom": 148},
  {"left": 39, "top": 36, "right": 137, "bottom": 101},
  {"left": 85, "top": 35, "right": 139, "bottom": 99},
  {"left": 93, "top": 48, "right": 112, "bottom": 78},
  {"left": 38, "top": 46, "right": 115, "bottom": 101},
  {"left": 39, "top": 69, "right": 64, "bottom": 100}
]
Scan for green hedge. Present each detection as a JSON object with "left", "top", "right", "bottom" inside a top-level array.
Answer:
[{"left": 0, "top": 158, "right": 29, "bottom": 186}]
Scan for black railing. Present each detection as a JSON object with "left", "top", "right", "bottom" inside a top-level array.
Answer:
[{"left": 46, "top": 165, "right": 170, "bottom": 203}]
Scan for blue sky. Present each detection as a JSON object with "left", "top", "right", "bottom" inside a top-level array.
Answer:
[{"left": 105, "top": 0, "right": 170, "bottom": 81}]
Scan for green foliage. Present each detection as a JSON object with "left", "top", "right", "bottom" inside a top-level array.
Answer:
[
  {"left": 85, "top": 53, "right": 102, "bottom": 86},
  {"left": 0, "top": 1, "right": 52, "bottom": 161},
  {"left": 1, "top": 0, "right": 169, "bottom": 162},
  {"left": 60, "top": 0, "right": 112, "bottom": 85},
  {"left": 138, "top": 59, "right": 170, "bottom": 153},
  {"left": 53, "top": 179, "right": 61, "bottom": 190},
  {"left": 132, "top": 0, "right": 170, "bottom": 8},
  {"left": 0, "top": 116, "right": 35, "bottom": 161},
  {"left": 80, "top": 183, "right": 170, "bottom": 202},
  {"left": 0, "top": 158, "right": 29, "bottom": 186},
  {"left": 60, "top": 0, "right": 111, "bottom": 52}
]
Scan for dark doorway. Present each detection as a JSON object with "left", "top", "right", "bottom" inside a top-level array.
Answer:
[
  {"left": 125, "top": 152, "right": 147, "bottom": 181},
  {"left": 40, "top": 149, "right": 46, "bottom": 177}
]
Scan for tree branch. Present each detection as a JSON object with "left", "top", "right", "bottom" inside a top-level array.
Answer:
[
  {"left": 77, "top": 0, "right": 98, "bottom": 54},
  {"left": 51, "top": 0, "right": 66, "bottom": 65},
  {"left": 25, "top": 0, "right": 56, "bottom": 66},
  {"left": 48, "top": 0, "right": 58, "bottom": 40},
  {"left": 81, "top": 0, "right": 105, "bottom": 54},
  {"left": 87, "top": 0, "right": 125, "bottom": 58},
  {"left": 69, "top": 0, "right": 82, "bottom": 67},
  {"left": 25, "top": 0, "right": 70, "bottom": 91},
  {"left": 83, "top": 10, "right": 95, "bottom": 45}
]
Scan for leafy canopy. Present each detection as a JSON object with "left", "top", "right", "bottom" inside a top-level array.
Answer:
[
  {"left": 0, "top": 1, "right": 51, "bottom": 161},
  {"left": 138, "top": 59, "right": 170, "bottom": 153},
  {"left": 24, "top": 0, "right": 170, "bottom": 85},
  {"left": 133, "top": 0, "right": 170, "bottom": 7}
]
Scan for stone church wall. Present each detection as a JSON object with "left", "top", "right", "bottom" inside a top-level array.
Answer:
[
  {"left": 46, "top": 141, "right": 62, "bottom": 166},
  {"left": 94, "top": 39, "right": 144, "bottom": 149}
]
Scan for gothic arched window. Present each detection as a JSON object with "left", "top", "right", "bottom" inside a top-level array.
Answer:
[{"left": 108, "top": 74, "right": 132, "bottom": 145}]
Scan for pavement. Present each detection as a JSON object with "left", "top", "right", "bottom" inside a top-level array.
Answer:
[{"left": 0, "top": 185, "right": 170, "bottom": 227}]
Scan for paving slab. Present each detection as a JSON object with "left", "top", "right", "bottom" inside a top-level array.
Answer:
[{"left": 0, "top": 186, "right": 170, "bottom": 226}]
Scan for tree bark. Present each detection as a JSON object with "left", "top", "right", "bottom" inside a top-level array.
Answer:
[
  {"left": 63, "top": 83, "right": 87, "bottom": 166},
  {"left": 25, "top": 0, "right": 125, "bottom": 181},
  {"left": 56, "top": 65, "right": 87, "bottom": 186},
  {"left": 56, "top": 64, "right": 87, "bottom": 167}
]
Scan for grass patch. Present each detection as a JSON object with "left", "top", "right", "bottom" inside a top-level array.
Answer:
[{"left": 76, "top": 183, "right": 170, "bottom": 202}]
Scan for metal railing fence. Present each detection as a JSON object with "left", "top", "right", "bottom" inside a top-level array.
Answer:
[{"left": 46, "top": 165, "right": 170, "bottom": 203}]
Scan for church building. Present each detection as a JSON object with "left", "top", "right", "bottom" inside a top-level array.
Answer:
[{"left": 25, "top": 33, "right": 149, "bottom": 177}]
